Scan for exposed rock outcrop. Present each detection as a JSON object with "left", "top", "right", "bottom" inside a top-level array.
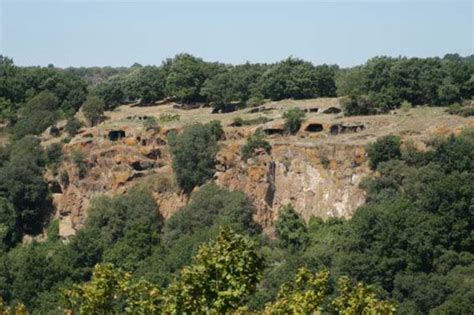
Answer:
[{"left": 215, "top": 142, "right": 369, "bottom": 233}]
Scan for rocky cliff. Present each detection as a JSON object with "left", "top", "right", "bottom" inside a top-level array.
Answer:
[{"left": 41, "top": 99, "right": 473, "bottom": 237}]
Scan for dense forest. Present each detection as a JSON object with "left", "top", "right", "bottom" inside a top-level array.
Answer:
[
  {"left": 1, "top": 53, "right": 473, "bottom": 125},
  {"left": 0, "top": 53, "right": 473, "bottom": 314}
]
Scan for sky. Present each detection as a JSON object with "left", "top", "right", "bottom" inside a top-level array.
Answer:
[{"left": 0, "top": 0, "right": 472, "bottom": 68}]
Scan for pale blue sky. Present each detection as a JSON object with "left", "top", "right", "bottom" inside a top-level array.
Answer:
[{"left": 1, "top": 1, "right": 472, "bottom": 68}]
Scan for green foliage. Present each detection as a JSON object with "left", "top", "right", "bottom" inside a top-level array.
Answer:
[
  {"left": 201, "top": 63, "right": 267, "bottom": 110},
  {"left": 168, "top": 122, "right": 221, "bottom": 193},
  {"left": 400, "top": 100, "right": 412, "bottom": 112},
  {"left": 164, "top": 184, "right": 256, "bottom": 244},
  {"left": 45, "top": 142, "right": 63, "bottom": 168},
  {"left": 47, "top": 219, "right": 60, "bottom": 242},
  {"left": 93, "top": 77, "right": 126, "bottom": 109},
  {"left": 282, "top": 107, "right": 306, "bottom": 134},
  {"left": 158, "top": 113, "right": 180, "bottom": 123},
  {"left": 125, "top": 66, "right": 166, "bottom": 104},
  {"left": 0, "top": 198, "right": 18, "bottom": 251},
  {"left": 65, "top": 117, "right": 84, "bottom": 136},
  {"left": 366, "top": 135, "right": 401, "bottom": 169},
  {"left": 0, "top": 97, "right": 16, "bottom": 124},
  {"left": 62, "top": 263, "right": 162, "bottom": 314},
  {"left": 71, "top": 150, "right": 87, "bottom": 179},
  {"left": 320, "top": 155, "right": 330, "bottom": 169},
  {"left": 275, "top": 204, "right": 308, "bottom": 251},
  {"left": 84, "top": 187, "right": 163, "bottom": 272},
  {"left": 0, "top": 57, "right": 87, "bottom": 121},
  {"left": 163, "top": 227, "right": 264, "bottom": 314},
  {"left": 447, "top": 103, "right": 474, "bottom": 117},
  {"left": 142, "top": 116, "right": 158, "bottom": 131},
  {"left": 263, "top": 268, "right": 396, "bottom": 314},
  {"left": 431, "top": 133, "right": 474, "bottom": 173},
  {"left": 331, "top": 276, "right": 397, "bottom": 314},
  {"left": 0, "top": 296, "right": 28, "bottom": 315},
  {"left": 231, "top": 116, "right": 271, "bottom": 127},
  {"left": 81, "top": 95, "right": 105, "bottom": 126},
  {"left": 12, "top": 91, "right": 60, "bottom": 139},
  {"left": 0, "top": 137, "right": 51, "bottom": 236},
  {"left": 164, "top": 54, "right": 211, "bottom": 103},
  {"left": 338, "top": 54, "right": 473, "bottom": 114},
  {"left": 241, "top": 130, "right": 272, "bottom": 160},
  {"left": 258, "top": 58, "right": 337, "bottom": 101},
  {"left": 341, "top": 95, "right": 378, "bottom": 116}
]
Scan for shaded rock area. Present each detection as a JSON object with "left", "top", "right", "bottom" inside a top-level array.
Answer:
[{"left": 322, "top": 107, "right": 342, "bottom": 114}]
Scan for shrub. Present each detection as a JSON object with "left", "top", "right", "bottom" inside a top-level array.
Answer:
[
  {"left": 232, "top": 117, "right": 244, "bottom": 127},
  {"left": 47, "top": 219, "right": 59, "bottom": 241},
  {"left": 247, "top": 95, "right": 264, "bottom": 107},
  {"left": 231, "top": 116, "right": 271, "bottom": 127},
  {"left": 400, "top": 101, "right": 412, "bottom": 112},
  {"left": 342, "top": 95, "right": 378, "bottom": 116},
  {"left": 208, "top": 120, "right": 224, "bottom": 140},
  {"left": 46, "top": 143, "right": 63, "bottom": 167},
  {"left": 366, "top": 135, "right": 402, "bottom": 170},
  {"left": 447, "top": 103, "right": 474, "bottom": 117},
  {"left": 158, "top": 113, "right": 180, "bottom": 123},
  {"left": 143, "top": 117, "right": 158, "bottom": 131},
  {"left": 71, "top": 150, "right": 87, "bottom": 179},
  {"left": 65, "top": 117, "right": 83, "bottom": 136},
  {"left": 320, "top": 155, "right": 330, "bottom": 169},
  {"left": 241, "top": 130, "right": 272, "bottom": 160},
  {"left": 275, "top": 204, "right": 308, "bottom": 251},
  {"left": 283, "top": 107, "right": 305, "bottom": 134}
]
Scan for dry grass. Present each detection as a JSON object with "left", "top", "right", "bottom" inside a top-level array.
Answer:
[{"left": 99, "top": 98, "right": 473, "bottom": 147}]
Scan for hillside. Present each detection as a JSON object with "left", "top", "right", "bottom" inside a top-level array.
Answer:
[{"left": 41, "top": 97, "right": 474, "bottom": 237}]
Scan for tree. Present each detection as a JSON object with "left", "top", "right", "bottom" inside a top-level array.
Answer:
[
  {"left": 82, "top": 95, "right": 105, "bottom": 126},
  {"left": 164, "top": 184, "right": 256, "bottom": 244},
  {"left": 94, "top": 77, "right": 126, "bottom": 109},
  {"left": 164, "top": 54, "right": 209, "bottom": 103},
  {"left": 0, "top": 198, "right": 18, "bottom": 251},
  {"left": 0, "top": 136, "right": 51, "bottom": 235},
  {"left": 263, "top": 268, "right": 396, "bottom": 314},
  {"left": 366, "top": 135, "right": 401, "bottom": 169},
  {"left": 62, "top": 263, "right": 162, "bottom": 314},
  {"left": 275, "top": 204, "right": 308, "bottom": 251},
  {"left": 283, "top": 107, "right": 306, "bottom": 134},
  {"left": 0, "top": 97, "right": 16, "bottom": 124},
  {"left": 124, "top": 66, "right": 166, "bottom": 104},
  {"left": 12, "top": 91, "right": 60, "bottom": 138},
  {"left": 201, "top": 63, "right": 267, "bottom": 111},
  {"left": 168, "top": 122, "right": 220, "bottom": 193},
  {"left": 163, "top": 227, "right": 264, "bottom": 314},
  {"left": 84, "top": 187, "right": 163, "bottom": 271},
  {"left": 258, "top": 58, "right": 321, "bottom": 100}
]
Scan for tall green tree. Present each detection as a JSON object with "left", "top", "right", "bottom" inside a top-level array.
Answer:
[
  {"left": 168, "top": 122, "right": 221, "bottom": 193},
  {"left": 82, "top": 95, "right": 105, "bottom": 126},
  {"left": 163, "top": 227, "right": 264, "bottom": 314}
]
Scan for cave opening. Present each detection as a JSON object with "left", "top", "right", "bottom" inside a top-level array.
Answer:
[
  {"left": 108, "top": 130, "right": 126, "bottom": 141},
  {"left": 305, "top": 123, "right": 323, "bottom": 132}
]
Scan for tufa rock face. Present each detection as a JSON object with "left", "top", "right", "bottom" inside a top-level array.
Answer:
[
  {"left": 48, "top": 125, "right": 184, "bottom": 237},
  {"left": 215, "top": 142, "right": 370, "bottom": 233},
  {"left": 46, "top": 122, "right": 372, "bottom": 237}
]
